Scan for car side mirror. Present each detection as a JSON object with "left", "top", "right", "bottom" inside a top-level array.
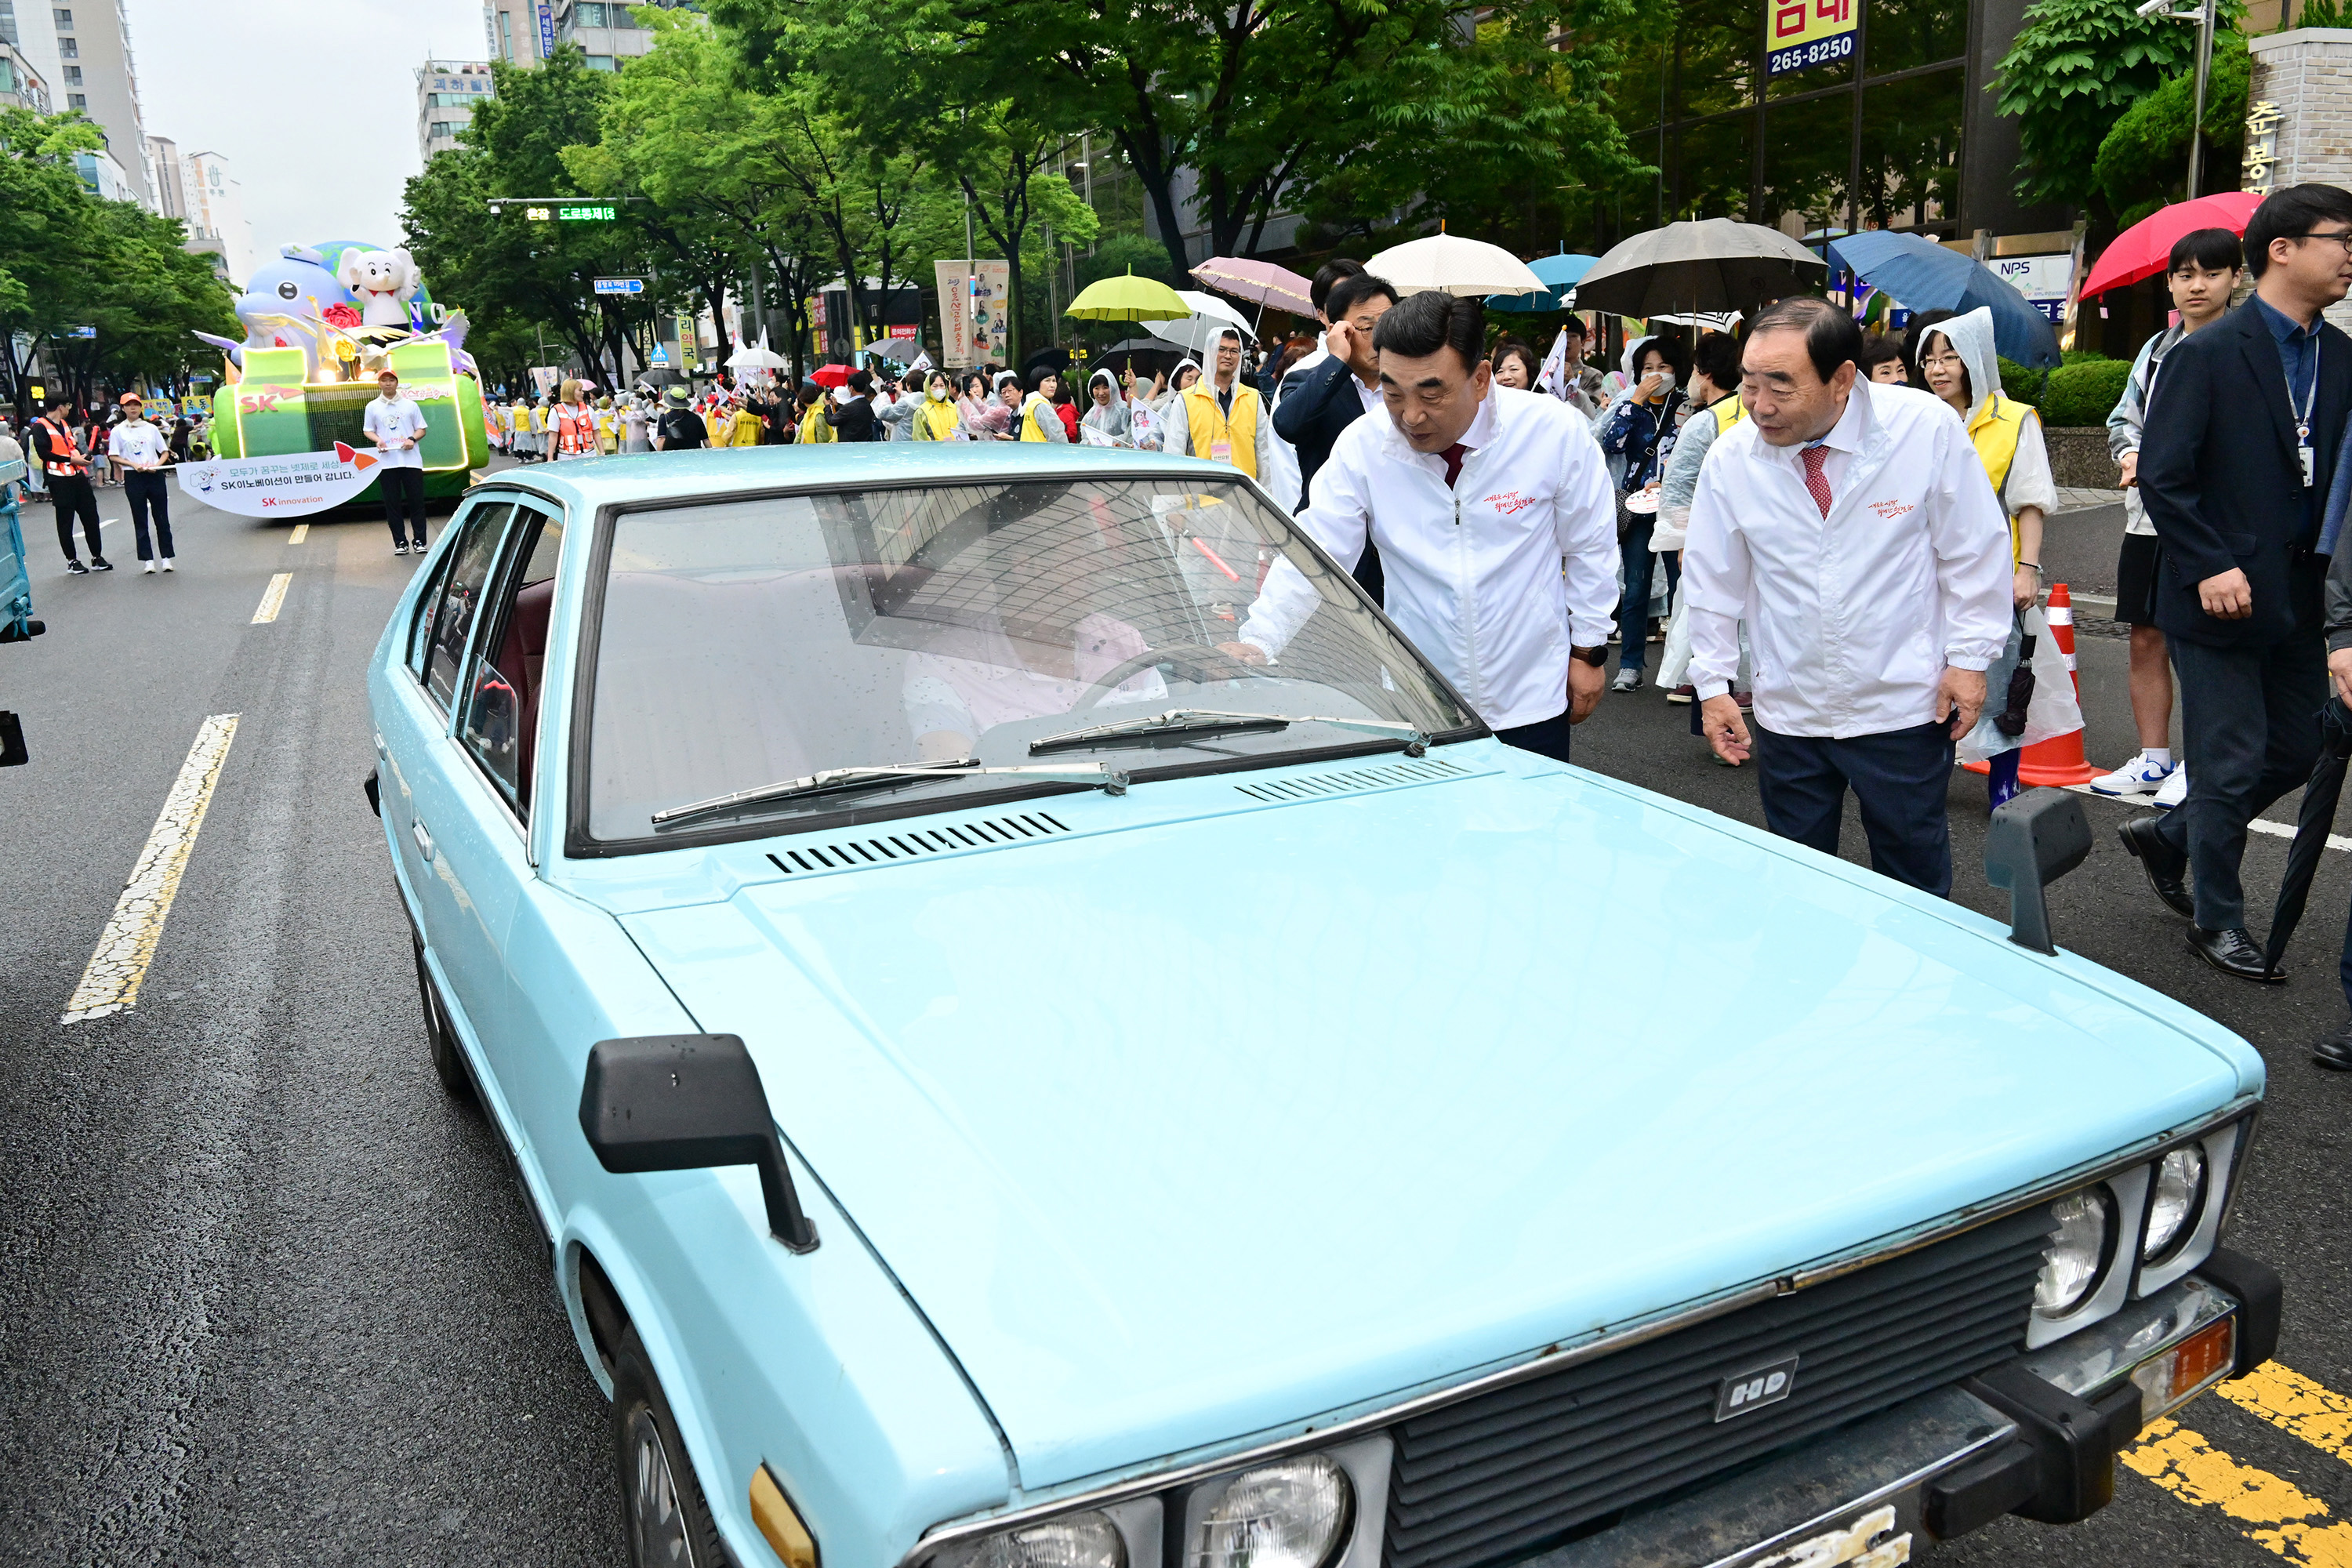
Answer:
[
  {"left": 579, "top": 1034, "right": 818, "bottom": 1252},
  {"left": 1984, "top": 788, "right": 2093, "bottom": 955}
]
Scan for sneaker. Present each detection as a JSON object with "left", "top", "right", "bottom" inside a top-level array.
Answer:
[
  {"left": 65, "top": 559, "right": 87, "bottom": 575},
  {"left": 2089, "top": 750, "right": 2176, "bottom": 797},
  {"left": 394, "top": 542, "right": 409, "bottom": 555},
  {"left": 1666, "top": 684, "right": 1696, "bottom": 705},
  {"left": 161, "top": 557, "right": 174, "bottom": 572},
  {"left": 89, "top": 556, "right": 112, "bottom": 572},
  {"left": 141, "top": 560, "right": 156, "bottom": 574},
  {"left": 1611, "top": 668, "right": 1642, "bottom": 694},
  {"left": 2154, "top": 763, "right": 2189, "bottom": 810}
]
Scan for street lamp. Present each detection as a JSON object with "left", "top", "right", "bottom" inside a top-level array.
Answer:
[{"left": 2139, "top": 0, "right": 2216, "bottom": 198}]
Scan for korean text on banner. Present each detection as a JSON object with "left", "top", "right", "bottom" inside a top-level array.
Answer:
[
  {"left": 1767, "top": 0, "right": 1856, "bottom": 77},
  {"left": 934, "top": 260, "right": 1011, "bottom": 366}
]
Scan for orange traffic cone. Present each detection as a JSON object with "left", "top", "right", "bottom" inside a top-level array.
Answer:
[{"left": 1962, "top": 581, "right": 2103, "bottom": 786}]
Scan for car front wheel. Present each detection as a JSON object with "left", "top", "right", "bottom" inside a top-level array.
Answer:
[
  {"left": 410, "top": 936, "right": 473, "bottom": 1101},
  {"left": 613, "top": 1326, "right": 729, "bottom": 1568}
]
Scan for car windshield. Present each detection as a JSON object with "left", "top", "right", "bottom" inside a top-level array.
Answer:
[{"left": 585, "top": 474, "right": 1478, "bottom": 844}]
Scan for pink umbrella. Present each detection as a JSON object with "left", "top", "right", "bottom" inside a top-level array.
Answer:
[
  {"left": 2080, "top": 192, "right": 2264, "bottom": 299},
  {"left": 1190, "top": 257, "right": 1316, "bottom": 315}
]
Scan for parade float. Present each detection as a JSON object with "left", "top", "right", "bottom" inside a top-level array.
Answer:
[{"left": 178, "top": 241, "right": 489, "bottom": 520}]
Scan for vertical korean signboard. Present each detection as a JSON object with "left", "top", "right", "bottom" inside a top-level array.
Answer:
[
  {"left": 1768, "top": 0, "right": 1857, "bottom": 77},
  {"left": 935, "top": 260, "right": 1012, "bottom": 366}
]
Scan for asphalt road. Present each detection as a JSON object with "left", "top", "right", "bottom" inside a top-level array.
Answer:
[{"left": 1, "top": 484, "right": 2346, "bottom": 1566}]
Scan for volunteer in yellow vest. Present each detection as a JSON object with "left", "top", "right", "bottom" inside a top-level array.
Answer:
[
  {"left": 1017, "top": 368, "right": 1071, "bottom": 442},
  {"left": 912, "top": 370, "right": 964, "bottom": 441},
  {"left": 1167, "top": 328, "right": 1279, "bottom": 488},
  {"left": 1654, "top": 332, "right": 1750, "bottom": 706},
  {"left": 1912, "top": 305, "right": 2063, "bottom": 810}
]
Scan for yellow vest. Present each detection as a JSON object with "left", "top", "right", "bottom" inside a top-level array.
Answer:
[
  {"left": 1710, "top": 394, "right": 1746, "bottom": 435},
  {"left": 1020, "top": 394, "right": 1059, "bottom": 442},
  {"left": 1965, "top": 393, "right": 2032, "bottom": 563},
  {"left": 798, "top": 405, "right": 836, "bottom": 444},
  {"left": 1182, "top": 382, "right": 1261, "bottom": 478}
]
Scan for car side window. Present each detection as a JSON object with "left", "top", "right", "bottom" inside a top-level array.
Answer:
[
  {"left": 405, "top": 549, "right": 452, "bottom": 680},
  {"left": 457, "top": 503, "right": 565, "bottom": 818},
  {"left": 420, "top": 501, "right": 516, "bottom": 712}
]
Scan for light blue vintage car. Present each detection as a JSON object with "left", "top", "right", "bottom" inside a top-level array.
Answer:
[{"left": 369, "top": 445, "right": 2278, "bottom": 1568}]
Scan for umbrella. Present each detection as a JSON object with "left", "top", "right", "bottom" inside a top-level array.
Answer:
[
  {"left": 1574, "top": 219, "right": 1826, "bottom": 318},
  {"left": 1363, "top": 230, "right": 1547, "bottom": 298},
  {"left": 1645, "top": 309, "right": 1743, "bottom": 332},
  {"left": 1145, "top": 294, "right": 1258, "bottom": 355},
  {"left": 633, "top": 366, "right": 686, "bottom": 389},
  {"left": 1191, "top": 257, "right": 1316, "bottom": 315},
  {"left": 1487, "top": 252, "right": 1601, "bottom": 312},
  {"left": 1825, "top": 230, "right": 2061, "bottom": 369},
  {"left": 2082, "top": 191, "right": 2265, "bottom": 299},
  {"left": 1086, "top": 337, "right": 1186, "bottom": 381},
  {"left": 726, "top": 329, "right": 788, "bottom": 371},
  {"left": 866, "top": 336, "right": 928, "bottom": 365},
  {"left": 2262, "top": 696, "right": 2352, "bottom": 976},
  {"left": 808, "top": 363, "right": 851, "bottom": 388},
  {"left": 1064, "top": 268, "right": 1192, "bottom": 322}
]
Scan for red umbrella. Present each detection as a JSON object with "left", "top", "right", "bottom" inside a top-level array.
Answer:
[
  {"left": 1190, "top": 257, "right": 1316, "bottom": 315},
  {"left": 2080, "top": 192, "right": 2265, "bottom": 299},
  {"left": 808, "top": 363, "right": 851, "bottom": 388}
]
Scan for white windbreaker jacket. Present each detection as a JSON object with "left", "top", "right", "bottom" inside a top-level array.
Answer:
[{"left": 1236, "top": 384, "right": 1619, "bottom": 731}]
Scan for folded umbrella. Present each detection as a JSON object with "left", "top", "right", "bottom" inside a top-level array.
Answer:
[
  {"left": 1191, "top": 257, "right": 1315, "bottom": 315},
  {"left": 2082, "top": 192, "right": 2264, "bottom": 300},
  {"left": 1575, "top": 220, "right": 1825, "bottom": 319},
  {"left": 2262, "top": 696, "right": 2352, "bottom": 976},
  {"left": 1825, "top": 230, "right": 2061, "bottom": 369}
]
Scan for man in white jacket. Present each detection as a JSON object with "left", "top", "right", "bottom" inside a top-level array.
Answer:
[
  {"left": 1686, "top": 297, "right": 2013, "bottom": 897},
  {"left": 1219, "top": 291, "right": 1619, "bottom": 762}
]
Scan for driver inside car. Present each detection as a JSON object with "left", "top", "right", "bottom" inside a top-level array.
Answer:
[{"left": 906, "top": 610, "right": 1168, "bottom": 761}]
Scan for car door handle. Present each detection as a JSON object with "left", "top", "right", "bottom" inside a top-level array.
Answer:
[{"left": 412, "top": 819, "right": 435, "bottom": 862}]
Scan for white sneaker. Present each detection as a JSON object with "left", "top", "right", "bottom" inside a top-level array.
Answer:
[
  {"left": 2089, "top": 750, "right": 2176, "bottom": 797},
  {"left": 2154, "top": 763, "right": 2189, "bottom": 809},
  {"left": 140, "top": 560, "right": 156, "bottom": 574},
  {"left": 161, "top": 557, "right": 174, "bottom": 572}
]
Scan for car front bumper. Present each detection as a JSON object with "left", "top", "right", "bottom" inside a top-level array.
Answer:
[{"left": 1532, "top": 1250, "right": 2281, "bottom": 1568}]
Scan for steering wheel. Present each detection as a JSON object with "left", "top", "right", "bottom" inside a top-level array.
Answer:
[{"left": 1080, "top": 642, "right": 1265, "bottom": 708}]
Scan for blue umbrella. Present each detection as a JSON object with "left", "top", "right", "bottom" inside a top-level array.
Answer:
[
  {"left": 1825, "top": 231, "right": 2061, "bottom": 369},
  {"left": 1486, "top": 252, "right": 1599, "bottom": 312}
]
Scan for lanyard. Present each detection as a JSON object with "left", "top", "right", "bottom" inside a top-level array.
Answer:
[{"left": 2287, "top": 336, "right": 2320, "bottom": 487}]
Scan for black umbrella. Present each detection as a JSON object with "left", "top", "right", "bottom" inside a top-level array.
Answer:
[
  {"left": 2262, "top": 696, "right": 2352, "bottom": 975},
  {"left": 1086, "top": 338, "right": 1185, "bottom": 382},
  {"left": 1574, "top": 219, "right": 1828, "bottom": 318}
]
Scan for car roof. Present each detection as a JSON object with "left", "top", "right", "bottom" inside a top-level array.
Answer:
[{"left": 470, "top": 444, "right": 1233, "bottom": 512}]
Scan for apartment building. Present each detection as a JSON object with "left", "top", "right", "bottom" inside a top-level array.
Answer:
[
  {"left": 419, "top": 58, "right": 495, "bottom": 163},
  {"left": 0, "top": 0, "right": 151, "bottom": 205},
  {"left": 0, "top": 35, "right": 46, "bottom": 111}
]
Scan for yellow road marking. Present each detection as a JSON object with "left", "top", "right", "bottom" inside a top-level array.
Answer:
[
  {"left": 2223, "top": 1364, "right": 2352, "bottom": 1468},
  {"left": 2125, "top": 1417, "right": 2352, "bottom": 1565},
  {"left": 61, "top": 713, "right": 240, "bottom": 1023},
  {"left": 288, "top": 524, "right": 309, "bottom": 544},
  {"left": 252, "top": 572, "right": 291, "bottom": 623}
]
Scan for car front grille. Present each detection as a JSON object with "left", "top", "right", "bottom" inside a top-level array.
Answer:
[{"left": 1382, "top": 1204, "right": 2056, "bottom": 1568}]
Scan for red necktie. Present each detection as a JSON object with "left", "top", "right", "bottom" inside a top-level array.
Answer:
[
  {"left": 1440, "top": 442, "right": 1468, "bottom": 488},
  {"left": 1802, "top": 444, "right": 1831, "bottom": 518}
]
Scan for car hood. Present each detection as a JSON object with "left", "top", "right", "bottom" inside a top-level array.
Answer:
[{"left": 616, "top": 753, "right": 2256, "bottom": 1491}]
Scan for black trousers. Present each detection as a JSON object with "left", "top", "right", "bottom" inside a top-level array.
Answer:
[
  {"left": 124, "top": 470, "right": 172, "bottom": 560},
  {"left": 1495, "top": 710, "right": 1575, "bottom": 765},
  {"left": 380, "top": 466, "right": 426, "bottom": 546},
  {"left": 49, "top": 473, "right": 100, "bottom": 561},
  {"left": 1752, "top": 720, "right": 1957, "bottom": 897},
  {"left": 2154, "top": 631, "right": 2326, "bottom": 930}
]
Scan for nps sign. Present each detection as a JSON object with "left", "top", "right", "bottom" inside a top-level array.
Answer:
[{"left": 175, "top": 444, "right": 386, "bottom": 519}]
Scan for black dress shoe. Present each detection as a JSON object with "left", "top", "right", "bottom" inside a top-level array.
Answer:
[
  {"left": 2315, "top": 1021, "right": 2352, "bottom": 1070},
  {"left": 2187, "top": 925, "right": 2285, "bottom": 982},
  {"left": 2118, "top": 813, "right": 2194, "bottom": 919}
]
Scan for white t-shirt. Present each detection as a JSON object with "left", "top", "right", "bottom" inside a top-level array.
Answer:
[
  {"left": 108, "top": 418, "right": 171, "bottom": 469},
  {"left": 363, "top": 394, "right": 428, "bottom": 469}
]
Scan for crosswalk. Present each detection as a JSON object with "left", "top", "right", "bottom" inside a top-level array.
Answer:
[{"left": 2127, "top": 1362, "right": 2352, "bottom": 1563}]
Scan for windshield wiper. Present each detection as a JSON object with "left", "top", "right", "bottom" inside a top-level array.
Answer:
[
  {"left": 651, "top": 758, "right": 1128, "bottom": 827},
  {"left": 1029, "top": 710, "right": 1428, "bottom": 757}
]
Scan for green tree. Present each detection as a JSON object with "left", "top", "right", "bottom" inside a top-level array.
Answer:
[
  {"left": 2094, "top": 30, "right": 2250, "bottom": 222},
  {"left": 1995, "top": 0, "right": 2237, "bottom": 212}
]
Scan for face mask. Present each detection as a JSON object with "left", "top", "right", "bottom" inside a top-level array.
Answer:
[{"left": 929, "top": 387, "right": 946, "bottom": 401}]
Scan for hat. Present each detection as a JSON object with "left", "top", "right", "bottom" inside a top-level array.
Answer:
[
  {"left": 663, "top": 386, "right": 691, "bottom": 407},
  {"left": 119, "top": 390, "right": 143, "bottom": 405}
]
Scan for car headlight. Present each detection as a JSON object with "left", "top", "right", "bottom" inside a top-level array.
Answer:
[
  {"left": 2143, "top": 1145, "right": 2208, "bottom": 1262},
  {"left": 1192, "top": 1456, "right": 1353, "bottom": 1568},
  {"left": 2034, "top": 1187, "right": 2116, "bottom": 1317},
  {"left": 972, "top": 1513, "right": 1124, "bottom": 1568}
]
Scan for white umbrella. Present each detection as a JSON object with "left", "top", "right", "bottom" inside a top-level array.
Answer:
[
  {"left": 1144, "top": 292, "right": 1260, "bottom": 355},
  {"left": 1363, "top": 230, "right": 1547, "bottom": 298},
  {"left": 726, "top": 328, "right": 787, "bottom": 371}
]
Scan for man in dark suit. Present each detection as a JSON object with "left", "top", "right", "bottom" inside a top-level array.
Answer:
[
  {"left": 1272, "top": 272, "right": 1398, "bottom": 598},
  {"left": 2121, "top": 183, "right": 2352, "bottom": 981}
]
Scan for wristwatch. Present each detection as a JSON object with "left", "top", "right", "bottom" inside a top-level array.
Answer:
[{"left": 1570, "top": 644, "right": 1609, "bottom": 667}]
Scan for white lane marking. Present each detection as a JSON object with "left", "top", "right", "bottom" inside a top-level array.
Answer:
[
  {"left": 288, "top": 524, "right": 309, "bottom": 544},
  {"left": 251, "top": 572, "right": 291, "bottom": 623},
  {"left": 62, "top": 713, "right": 241, "bottom": 1023},
  {"left": 2060, "top": 783, "right": 2352, "bottom": 853}
]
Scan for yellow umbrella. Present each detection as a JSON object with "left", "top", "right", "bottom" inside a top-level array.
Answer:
[{"left": 1064, "top": 268, "right": 1191, "bottom": 322}]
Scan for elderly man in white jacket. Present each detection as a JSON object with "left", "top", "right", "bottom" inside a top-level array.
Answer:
[
  {"left": 1687, "top": 297, "right": 2013, "bottom": 897},
  {"left": 1218, "top": 291, "right": 1619, "bottom": 761}
]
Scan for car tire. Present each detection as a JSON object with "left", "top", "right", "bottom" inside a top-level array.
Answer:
[
  {"left": 612, "top": 1326, "right": 729, "bottom": 1568},
  {"left": 411, "top": 935, "right": 474, "bottom": 1102}
]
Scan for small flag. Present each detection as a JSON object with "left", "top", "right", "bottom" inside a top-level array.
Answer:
[{"left": 1537, "top": 328, "right": 1570, "bottom": 401}]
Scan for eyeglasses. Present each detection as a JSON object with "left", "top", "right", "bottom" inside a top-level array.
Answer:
[{"left": 2287, "top": 230, "right": 2352, "bottom": 251}]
